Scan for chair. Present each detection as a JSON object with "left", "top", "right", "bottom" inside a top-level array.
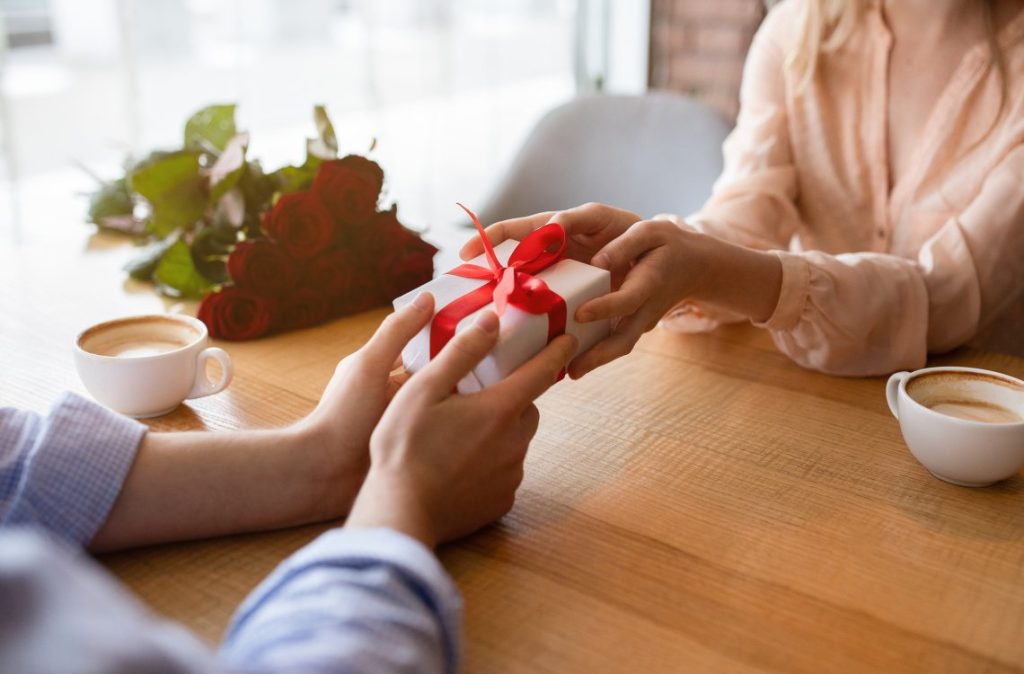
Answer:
[{"left": 476, "top": 92, "right": 731, "bottom": 225}]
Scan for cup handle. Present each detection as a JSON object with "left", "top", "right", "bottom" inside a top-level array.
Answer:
[
  {"left": 187, "top": 347, "right": 233, "bottom": 399},
  {"left": 885, "top": 371, "right": 910, "bottom": 420}
]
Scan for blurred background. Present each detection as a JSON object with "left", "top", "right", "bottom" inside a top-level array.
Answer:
[{"left": 0, "top": 0, "right": 766, "bottom": 250}]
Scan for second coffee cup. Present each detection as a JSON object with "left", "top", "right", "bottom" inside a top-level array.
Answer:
[{"left": 886, "top": 366, "right": 1024, "bottom": 487}]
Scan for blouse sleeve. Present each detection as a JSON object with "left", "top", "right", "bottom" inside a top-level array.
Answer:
[
  {"left": 684, "top": 4, "right": 802, "bottom": 252},
  {"left": 761, "top": 144, "right": 1024, "bottom": 375},
  {"left": 657, "top": 5, "right": 801, "bottom": 333}
]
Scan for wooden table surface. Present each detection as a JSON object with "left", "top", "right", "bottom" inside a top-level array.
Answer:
[{"left": 3, "top": 235, "right": 1023, "bottom": 673}]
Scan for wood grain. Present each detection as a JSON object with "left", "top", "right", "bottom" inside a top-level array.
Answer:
[{"left": 2, "top": 235, "right": 1022, "bottom": 673}]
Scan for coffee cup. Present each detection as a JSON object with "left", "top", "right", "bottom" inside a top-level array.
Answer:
[
  {"left": 886, "top": 366, "right": 1024, "bottom": 487},
  {"left": 74, "top": 314, "right": 233, "bottom": 418}
]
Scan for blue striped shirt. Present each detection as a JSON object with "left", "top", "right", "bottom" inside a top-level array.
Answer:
[{"left": 0, "top": 392, "right": 461, "bottom": 674}]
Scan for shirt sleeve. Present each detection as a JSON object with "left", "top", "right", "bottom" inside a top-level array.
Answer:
[
  {"left": 0, "top": 392, "right": 146, "bottom": 546},
  {"left": 221, "top": 528, "right": 463, "bottom": 674},
  {"left": 0, "top": 528, "right": 222, "bottom": 674},
  {"left": 685, "top": 4, "right": 801, "bottom": 252},
  {"left": 656, "top": 5, "right": 801, "bottom": 335},
  {"left": 759, "top": 144, "right": 1024, "bottom": 375},
  {"left": 0, "top": 527, "right": 463, "bottom": 674}
]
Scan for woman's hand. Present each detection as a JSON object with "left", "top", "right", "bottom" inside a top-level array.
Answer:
[
  {"left": 461, "top": 202, "right": 783, "bottom": 380},
  {"left": 572, "top": 219, "right": 783, "bottom": 378},
  {"left": 345, "top": 305, "right": 578, "bottom": 548},
  {"left": 459, "top": 202, "right": 642, "bottom": 273}
]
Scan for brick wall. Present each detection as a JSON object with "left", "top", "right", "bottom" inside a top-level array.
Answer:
[{"left": 648, "top": 0, "right": 767, "bottom": 121}]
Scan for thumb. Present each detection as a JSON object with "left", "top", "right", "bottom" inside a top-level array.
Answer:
[
  {"left": 359, "top": 292, "right": 435, "bottom": 372},
  {"left": 411, "top": 311, "right": 500, "bottom": 400}
]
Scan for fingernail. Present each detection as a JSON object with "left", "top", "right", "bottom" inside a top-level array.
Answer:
[
  {"left": 413, "top": 292, "right": 432, "bottom": 310},
  {"left": 475, "top": 311, "right": 499, "bottom": 334},
  {"left": 592, "top": 254, "right": 609, "bottom": 269},
  {"left": 576, "top": 308, "right": 592, "bottom": 322}
]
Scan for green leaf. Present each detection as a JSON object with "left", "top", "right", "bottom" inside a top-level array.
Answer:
[
  {"left": 184, "top": 104, "right": 237, "bottom": 153},
  {"left": 88, "top": 178, "right": 133, "bottom": 222},
  {"left": 269, "top": 162, "right": 319, "bottom": 194},
  {"left": 128, "top": 150, "right": 208, "bottom": 237},
  {"left": 191, "top": 225, "right": 237, "bottom": 284},
  {"left": 239, "top": 160, "right": 275, "bottom": 211},
  {"left": 153, "top": 240, "right": 213, "bottom": 298},
  {"left": 265, "top": 106, "right": 339, "bottom": 195},
  {"left": 124, "top": 238, "right": 174, "bottom": 281},
  {"left": 307, "top": 104, "right": 338, "bottom": 160},
  {"left": 209, "top": 132, "right": 249, "bottom": 202}
]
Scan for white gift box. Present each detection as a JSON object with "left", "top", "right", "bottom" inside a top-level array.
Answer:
[{"left": 393, "top": 239, "right": 611, "bottom": 393}]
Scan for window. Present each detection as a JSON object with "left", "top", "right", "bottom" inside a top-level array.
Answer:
[{"left": 0, "top": 0, "right": 584, "bottom": 251}]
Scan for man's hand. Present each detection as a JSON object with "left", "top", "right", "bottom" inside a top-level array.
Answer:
[
  {"left": 346, "top": 303, "right": 577, "bottom": 548},
  {"left": 293, "top": 292, "right": 434, "bottom": 516}
]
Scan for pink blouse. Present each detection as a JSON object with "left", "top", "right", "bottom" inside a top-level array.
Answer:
[{"left": 663, "top": 0, "right": 1024, "bottom": 375}]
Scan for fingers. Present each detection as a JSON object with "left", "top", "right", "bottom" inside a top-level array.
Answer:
[
  {"left": 459, "top": 212, "right": 553, "bottom": 260},
  {"left": 576, "top": 265, "right": 657, "bottom": 322},
  {"left": 412, "top": 311, "right": 501, "bottom": 400},
  {"left": 360, "top": 292, "right": 435, "bottom": 371},
  {"left": 486, "top": 333, "right": 577, "bottom": 412},
  {"left": 385, "top": 368, "right": 412, "bottom": 402},
  {"left": 590, "top": 219, "right": 670, "bottom": 271},
  {"left": 520, "top": 403, "right": 540, "bottom": 441},
  {"left": 458, "top": 203, "right": 643, "bottom": 261},
  {"left": 568, "top": 309, "right": 653, "bottom": 379}
]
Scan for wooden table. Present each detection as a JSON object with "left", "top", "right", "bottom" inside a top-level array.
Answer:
[{"left": 3, "top": 235, "right": 1024, "bottom": 673}]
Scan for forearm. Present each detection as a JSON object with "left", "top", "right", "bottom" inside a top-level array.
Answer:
[
  {"left": 687, "top": 230, "right": 783, "bottom": 324},
  {"left": 91, "top": 425, "right": 363, "bottom": 551}
]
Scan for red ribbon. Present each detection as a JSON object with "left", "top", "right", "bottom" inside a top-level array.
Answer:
[{"left": 429, "top": 203, "right": 568, "bottom": 360}]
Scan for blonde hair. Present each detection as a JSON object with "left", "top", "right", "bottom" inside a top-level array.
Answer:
[
  {"left": 784, "top": 0, "right": 865, "bottom": 91},
  {"left": 780, "top": 0, "right": 1007, "bottom": 98}
]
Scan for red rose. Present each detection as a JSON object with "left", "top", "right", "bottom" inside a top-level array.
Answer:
[
  {"left": 312, "top": 155, "right": 383, "bottom": 226},
  {"left": 198, "top": 287, "right": 277, "bottom": 340},
  {"left": 227, "top": 240, "right": 299, "bottom": 296},
  {"left": 306, "top": 247, "right": 357, "bottom": 299},
  {"left": 332, "top": 272, "right": 389, "bottom": 315},
  {"left": 381, "top": 247, "right": 437, "bottom": 301},
  {"left": 262, "top": 192, "right": 336, "bottom": 260},
  {"left": 351, "top": 206, "right": 417, "bottom": 261},
  {"left": 283, "top": 288, "right": 329, "bottom": 330}
]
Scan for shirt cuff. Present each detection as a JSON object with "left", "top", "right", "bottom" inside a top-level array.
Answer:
[
  {"left": 284, "top": 528, "right": 461, "bottom": 621},
  {"left": 225, "top": 527, "right": 463, "bottom": 672},
  {"left": 753, "top": 251, "right": 811, "bottom": 332},
  {"left": 20, "top": 392, "right": 146, "bottom": 546}
]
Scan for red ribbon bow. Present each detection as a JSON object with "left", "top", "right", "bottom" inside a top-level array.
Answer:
[{"left": 429, "top": 203, "right": 568, "bottom": 359}]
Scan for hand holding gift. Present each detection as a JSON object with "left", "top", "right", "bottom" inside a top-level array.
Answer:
[{"left": 393, "top": 204, "right": 611, "bottom": 393}]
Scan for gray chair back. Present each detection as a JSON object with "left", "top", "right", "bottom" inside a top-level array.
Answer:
[{"left": 477, "top": 93, "right": 731, "bottom": 225}]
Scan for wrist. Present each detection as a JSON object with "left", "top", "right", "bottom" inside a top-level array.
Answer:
[
  {"left": 673, "top": 227, "right": 716, "bottom": 301},
  {"left": 283, "top": 422, "right": 370, "bottom": 523},
  {"left": 346, "top": 469, "right": 438, "bottom": 549},
  {"left": 685, "top": 233, "right": 782, "bottom": 323}
]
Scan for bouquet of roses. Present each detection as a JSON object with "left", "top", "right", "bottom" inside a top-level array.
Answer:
[{"left": 87, "top": 104, "right": 437, "bottom": 340}]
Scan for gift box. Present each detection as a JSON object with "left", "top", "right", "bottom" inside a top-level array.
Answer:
[{"left": 393, "top": 216, "right": 611, "bottom": 394}]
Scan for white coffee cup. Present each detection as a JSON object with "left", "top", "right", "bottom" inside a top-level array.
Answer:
[
  {"left": 74, "top": 314, "right": 233, "bottom": 418},
  {"left": 886, "top": 366, "right": 1024, "bottom": 487}
]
